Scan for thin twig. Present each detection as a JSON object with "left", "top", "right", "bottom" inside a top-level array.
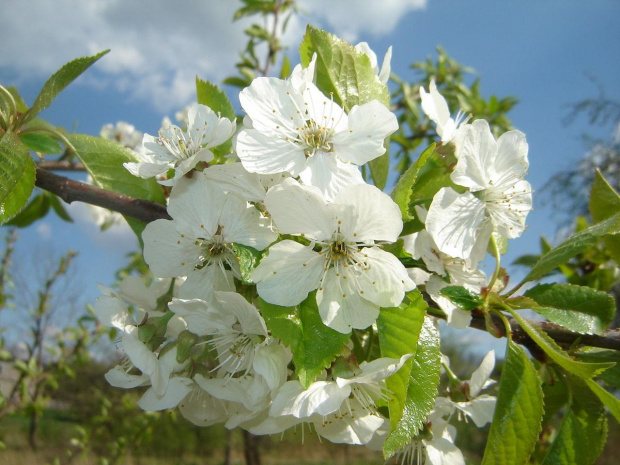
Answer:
[
  {"left": 37, "top": 161, "right": 86, "bottom": 171},
  {"left": 34, "top": 167, "right": 170, "bottom": 223}
]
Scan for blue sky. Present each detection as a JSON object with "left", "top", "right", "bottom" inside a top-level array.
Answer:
[{"left": 1, "top": 0, "right": 619, "bottom": 350}]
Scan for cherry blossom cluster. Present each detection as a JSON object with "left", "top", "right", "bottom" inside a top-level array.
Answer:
[{"left": 92, "top": 45, "right": 535, "bottom": 462}]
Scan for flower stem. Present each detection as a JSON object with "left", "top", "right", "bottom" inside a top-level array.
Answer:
[{"left": 487, "top": 234, "right": 502, "bottom": 293}]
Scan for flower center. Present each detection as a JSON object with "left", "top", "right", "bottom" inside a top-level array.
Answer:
[
  {"left": 299, "top": 118, "right": 334, "bottom": 157},
  {"left": 195, "top": 227, "right": 236, "bottom": 270}
]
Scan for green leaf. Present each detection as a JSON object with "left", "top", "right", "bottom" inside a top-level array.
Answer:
[
  {"left": 299, "top": 25, "right": 390, "bottom": 189},
  {"left": 585, "top": 378, "right": 620, "bottom": 423},
  {"left": 24, "top": 51, "right": 109, "bottom": 123},
  {"left": 576, "top": 349, "right": 620, "bottom": 388},
  {"left": 299, "top": 25, "right": 389, "bottom": 110},
  {"left": 67, "top": 134, "right": 166, "bottom": 239},
  {"left": 49, "top": 194, "right": 73, "bottom": 222},
  {"left": 589, "top": 170, "right": 620, "bottom": 263},
  {"left": 232, "top": 243, "right": 263, "bottom": 285},
  {"left": 0, "top": 131, "right": 36, "bottom": 224},
  {"left": 6, "top": 86, "right": 28, "bottom": 113},
  {"left": 520, "top": 212, "right": 620, "bottom": 284},
  {"left": 195, "top": 77, "right": 235, "bottom": 121},
  {"left": 523, "top": 283, "right": 615, "bottom": 335},
  {"left": 377, "top": 291, "right": 427, "bottom": 438},
  {"left": 391, "top": 143, "right": 436, "bottom": 221},
  {"left": 258, "top": 293, "right": 350, "bottom": 388},
  {"left": 382, "top": 315, "right": 440, "bottom": 459},
  {"left": 407, "top": 150, "right": 456, "bottom": 211},
  {"left": 440, "top": 285, "right": 484, "bottom": 311},
  {"left": 482, "top": 341, "right": 543, "bottom": 465},
  {"left": 5, "top": 192, "right": 50, "bottom": 227},
  {"left": 542, "top": 374, "right": 607, "bottom": 465},
  {"left": 507, "top": 309, "right": 614, "bottom": 379},
  {"left": 176, "top": 330, "right": 199, "bottom": 364},
  {"left": 19, "top": 132, "right": 62, "bottom": 154}
]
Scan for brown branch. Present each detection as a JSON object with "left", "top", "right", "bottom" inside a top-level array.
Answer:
[
  {"left": 469, "top": 311, "right": 620, "bottom": 353},
  {"left": 35, "top": 167, "right": 171, "bottom": 224},
  {"left": 37, "top": 161, "right": 86, "bottom": 171}
]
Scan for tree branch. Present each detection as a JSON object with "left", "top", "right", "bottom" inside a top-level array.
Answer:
[
  {"left": 34, "top": 167, "right": 170, "bottom": 224},
  {"left": 469, "top": 311, "right": 620, "bottom": 352},
  {"left": 37, "top": 161, "right": 85, "bottom": 171}
]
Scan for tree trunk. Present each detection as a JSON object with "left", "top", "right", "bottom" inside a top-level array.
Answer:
[{"left": 243, "top": 430, "right": 261, "bottom": 465}]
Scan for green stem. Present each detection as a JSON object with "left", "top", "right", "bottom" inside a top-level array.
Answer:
[
  {"left": 487, "top": 234, "right": 502, "bottom": 294},
  {"left": 0, "top": 84, "right": 17, "bottom": 119}
]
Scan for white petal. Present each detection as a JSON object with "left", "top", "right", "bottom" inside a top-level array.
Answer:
[
  {"left": 94, "top": 293, "right": 133, "bottom": 329},
  {"left": 270, "top": 380, "right": 349, "bottom": 418},
  {"left": 215, "top": 291, "right": 268, "bottom": 337},
  {"left": 338, "top": 354, "right": 412, "bottom": 387},
  {"left": 317, "top": 268, "right": 379, "bottom": 333},
  {"left": 179, "top": 387, "right": 228, "bottom": 427},
  {"left": 494, "top": 129, "right": 529, "bottom": 178},
  {"left": 218, "top": 196, "right": 277, "bottom": 250},
  {"left": 454, "top": 395, "right": 496, "bottom": 427},
  {"left": 179, "top": 265, "right": 235, "bottom": 303},
  {"left": 420, "top": 80, "right": 451, "bottom": 134},
  {"left": 313, "top": 403, "right": 385, "bottom": 445},
  {"left": 469, "top": 350, "right": 496, "bottom": 396},
  {"left": 331, "top": 100, "right": 397, "bottom": 165},
  {"left": 236, "top": 128, "right": 308, "bottom": 175},
  {"left": 137, "top": 377, "right": 194, "bottom": 411},
  {"left": 253, "top": 341, "right": 290, "bottom": 391},
  {"left": 203, "top": 162, "right": 267, "bottom": 202},
  {"left": 142, "top": 219, "right": 200, "bottom": 278},
  {"left": 168, "top": 298, "right": 235, "bottom": 335},
  {"left": 253, "top": 241, "right": 324, "bottom": 307},
  {"left": 358, "top": 247, "right": 415, "bottom": 308},
  {"left": 264, "top": 178, "right": 335, "bottom": 240},
  {"left": 167, "top": 175, "right": 224, "bottom": 239},
  {"left": 426, "top": 188, "right": 489, "bottom": 260},
  {"left": 298, "top": 152, "right": 365, "bottom": 202},
  {"left": 452, "top": 119, "right": 497, "bottom": 190},
  {"left": 425, "top": 437, "right": 466, "bottom": 465},
  {"left": 104, "top": 366, "right": 149, "bottom": 389},
  {"left": 334, "top": 184, "right": 402, "bottom": 242}
]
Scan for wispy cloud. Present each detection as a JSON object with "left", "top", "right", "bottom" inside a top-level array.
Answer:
[{"left": 0, "top": 0, "right": 425, "bottom": 112}]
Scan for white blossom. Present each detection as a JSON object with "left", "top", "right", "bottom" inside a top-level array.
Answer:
[
  {"left": 236, "top": 77, "right": 397, "bottom": 200},
  {"left": 253, "top": 179, "right": 414, "bottom": 333},
  {"left": 355, "top": 42, "right": 392, "bottom": 85},
  {"left": 124, "top": 103, "right": 235, "bottom": 186},
  {"left": 419, "top": 79, "right": 468, "bottom": 144},
  {"left": 426, "top": 119, "right": 532, "bottom": 260},
  {"left": 142, "top": 174, "right": 277, "bottom": 301},
  {"left": 100, "top": 121, "right": 143, "bottom": 150}
]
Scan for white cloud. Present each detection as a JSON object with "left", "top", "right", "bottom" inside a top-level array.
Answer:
[
  {"left": 36, "top": 222, "right": 52, "bottom": 240},
  {"left": 0, "top": 0, "right": 425, "bottom": 112},
  {"left": 67, "top": 201, "right": 137, "bottom": 254},
  {"left": 297, "top": 0, "right": 427, "bottom": 42}
]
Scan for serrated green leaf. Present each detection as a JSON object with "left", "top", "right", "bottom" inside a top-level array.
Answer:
[
  {"left": 589, "top": 170, "right": 620, "bottom": 263},
  {"left": 508, "top": 309, "right": 614, "bottom": 379},
  {"left": 6, "top": 86, "right": 28, "bottom": 113},
  {"left": 258, "top": 293, "right": 349, "bottom": 388},
  {"left": 576, "top": 349, "right": 620, "bottom": 388},
  {"left": 49, "top": 193, "right": 73, "bottom": 222},
  {"left": 382, "top": 315, "right": 440, "bottom": 459},
  {"left": 195, "top": 78, "right": 235, "bottom": 121},
  {"left": 524, "top": 283, "right": 615, "bottom": 335},
  {"left": 482, "top": 341, "right": 543, "bottom": 465},
  {"left": 391, "top": 143, "right": 436, "bottom": 220},
  {"left": 24, "top": 51, "right": 109, "bottom": 123},
  {"left": 521, "top": 212, "right": 620, "bottom": 284},
  {"left": 440, "top": 285, "right": 484, "bottom": 311},
  {"left": 377, "top": 290, "right": 426, "bottom": 432},
  {"left": 300, "top": 25, "right": 389, "bottom": 110},
  {"left": 585, "top": 378, "right": 620, "bottom": 423},
  {"left": 408, "top": 150, "right": 456, "bottom": 211},
  {"left": 542, "top": 374, "right": 607, "bottom": 465},
  {"left": 19, "top": 132, "right": 62, "bottom": 154},
  {"left": 67, "top": 134, "right": 166, "bottom": 240},
  {"left": 233, "top": 243, "right": 262, "bottom": 285},
  {"left": 299, "top": 25, "right": 390, "bottom": 189},
  {"left": 0, "top": 131, "right": 36, "bottom": 224},
  {"left": 279, "top": 55, "right": 291, "bottom": 79},
  {"left": 5, "top": 192, "right": 50, "bottom": 227}
]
